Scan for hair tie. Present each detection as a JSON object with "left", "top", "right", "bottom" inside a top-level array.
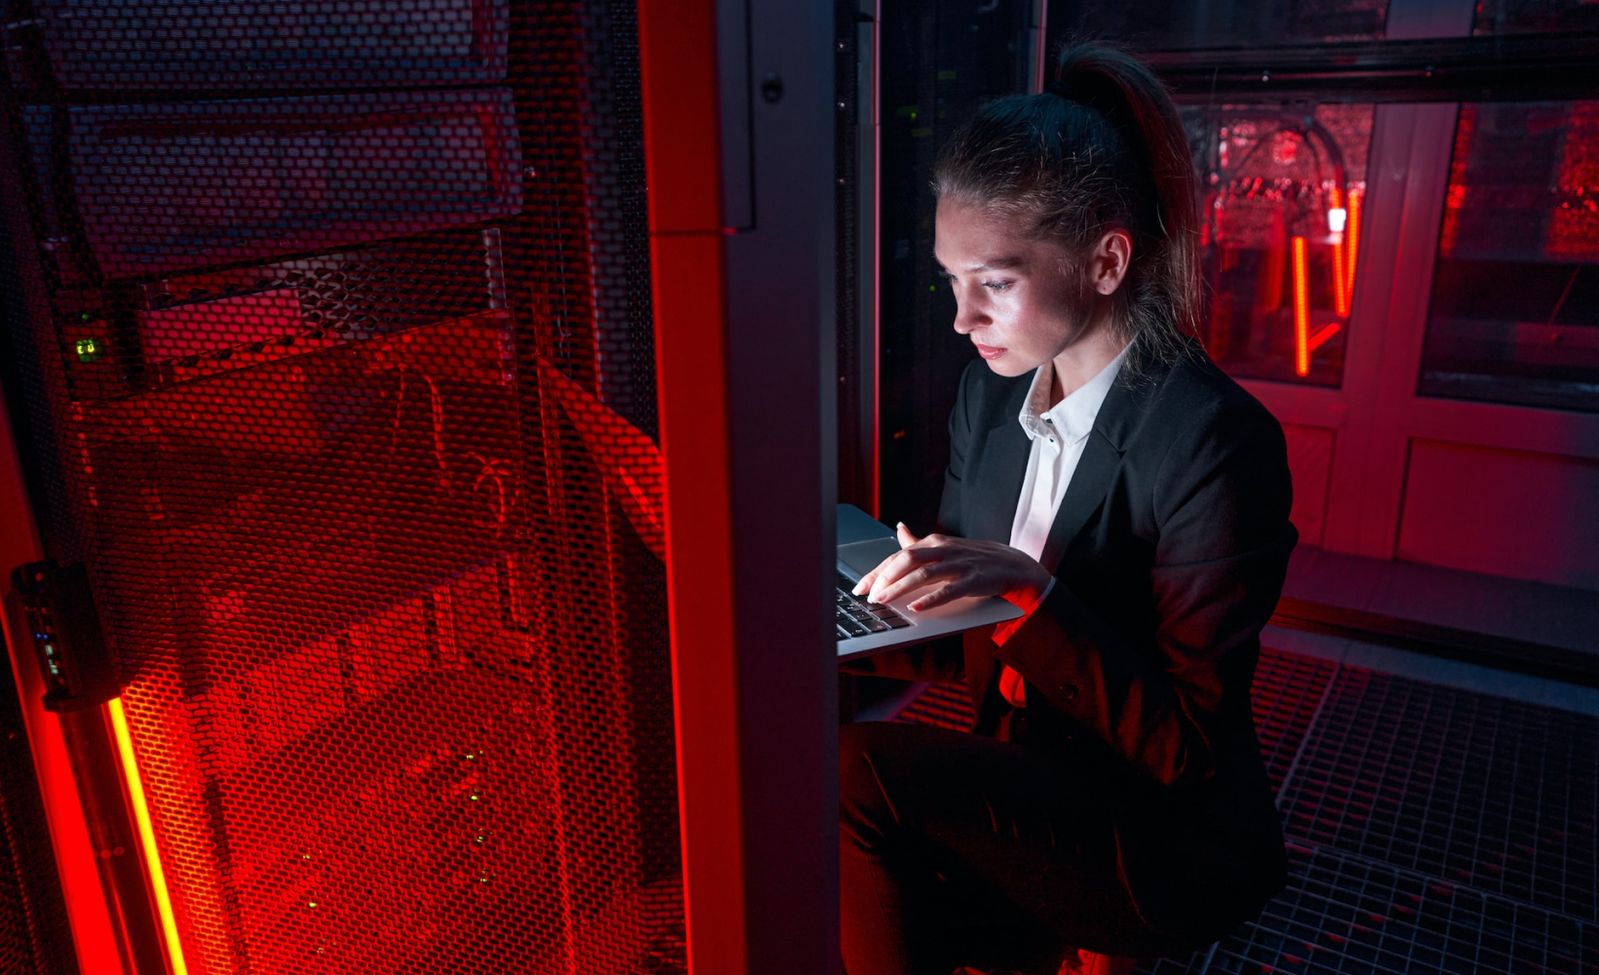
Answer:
[{"left": 1045, "top": 74, "right": 1120, "bottom": 121}]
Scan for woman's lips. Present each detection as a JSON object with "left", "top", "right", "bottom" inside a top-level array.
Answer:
[{"left": 975, "top": 343, "right": 1006, "bottom": 360}]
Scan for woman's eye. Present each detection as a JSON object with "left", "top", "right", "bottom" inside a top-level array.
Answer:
[{"left": 982, "top": 281, "right": 1012, "bottom": 293}]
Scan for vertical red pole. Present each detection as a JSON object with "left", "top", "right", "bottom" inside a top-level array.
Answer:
[
  {"left": 634, "top": 3, "right": 746, "bottom": 972},
  {"left": 637, "top": 3, "right": 837, "bottom": 972}
]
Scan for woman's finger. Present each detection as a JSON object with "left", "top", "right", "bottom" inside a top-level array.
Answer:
[
  {"left": 852, "top": 548, "right": 915, "bottom": 596},
  {"left": 869, "top": 559, "right": 933, "bottom": 604},
  {"left": 909, "top": 578, "right": 965, "bottom": 612},
  {"left": 870, "top": 562, "right": 946, "bottom": 605},
  {"left": 860, "top": 543, "right": 944, "bottom": 597}
]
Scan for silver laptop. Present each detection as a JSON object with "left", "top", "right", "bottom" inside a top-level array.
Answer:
[{"left": 835, "top": 504, "right": 1023, "bottom": 660}]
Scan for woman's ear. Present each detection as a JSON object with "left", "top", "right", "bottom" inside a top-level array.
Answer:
[{"left": 1089, "top": 227, "right": 1133, "bottom": 296}]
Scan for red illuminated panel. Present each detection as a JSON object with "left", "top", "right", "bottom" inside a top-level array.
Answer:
[
  {"left": 1547, "top": 102, "right": 1599, "bottom": 262},
  {"left": 139, "top": 289, "right": 304, "bottom": 363}
]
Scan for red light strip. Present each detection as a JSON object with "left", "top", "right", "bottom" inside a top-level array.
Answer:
[
  {"left": 1309, "top": 322, "right": 1341, "bottom": 352},
  {"left": 1292, "top": 235, "right": 1310, "bottom": 377},
  {"left": 106, "top": 698, "right": 188, "bottom": 975},
  {"left": 1345, "top": 187, "right": 1362, "bottom": 301},
  {"left": 1329, "top": 186, "right": 1348, "bottom": 317}
]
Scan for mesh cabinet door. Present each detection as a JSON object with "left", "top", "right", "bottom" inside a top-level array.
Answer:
[{"left": 0, "top": 2, "right": 686, "bottom": 972}]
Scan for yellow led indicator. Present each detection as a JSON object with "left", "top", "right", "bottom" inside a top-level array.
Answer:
[{"left": 74, "top": 338, "right": 103, "bottom": 362}]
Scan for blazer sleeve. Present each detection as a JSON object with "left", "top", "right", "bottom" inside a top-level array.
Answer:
[{"left": 994, "top": 396, "right": 1296, "bottom": 787}]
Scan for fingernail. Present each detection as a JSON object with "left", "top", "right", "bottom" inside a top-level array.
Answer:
[{"left": 851, "top": 581, "right": 865, "bottom": 596}]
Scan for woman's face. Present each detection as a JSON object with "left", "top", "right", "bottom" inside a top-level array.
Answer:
[{"left": 933, "top": 197, "right": 1098, "bottom": 378}]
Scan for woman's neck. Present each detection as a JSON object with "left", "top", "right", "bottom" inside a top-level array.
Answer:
[{"left": 1049, "top": 316, "right": 1127, "bottom": 405}]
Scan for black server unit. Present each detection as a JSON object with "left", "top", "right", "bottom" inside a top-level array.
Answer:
[{"left": 875, "top": 0, "right": 1038, "bottom": 532}]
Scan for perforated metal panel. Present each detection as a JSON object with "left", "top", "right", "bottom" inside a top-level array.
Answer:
[{"left": 0, "top": 2, "right": 683, "bottom": 972}]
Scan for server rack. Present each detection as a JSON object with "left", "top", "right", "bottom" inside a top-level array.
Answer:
[{"left": 0, "top": 2, "right": 837, "bottom": 972}]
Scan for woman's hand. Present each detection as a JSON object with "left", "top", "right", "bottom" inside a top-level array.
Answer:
[{"left": 851, "top": 523, "right": 1052, "bottom": 612}]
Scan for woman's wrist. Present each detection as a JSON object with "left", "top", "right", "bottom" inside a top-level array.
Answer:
[{"left": 1002, "top": 561, "right": 1053, "bottom": 613}]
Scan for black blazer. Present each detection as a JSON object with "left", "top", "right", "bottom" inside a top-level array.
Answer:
[{"left": 866, "top": 347, "right": 1296, "bottom": 942}]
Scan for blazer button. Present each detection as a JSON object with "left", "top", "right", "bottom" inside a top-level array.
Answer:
[{"left": 1058, "top": 683, "right": 1078, "bottom": 701}]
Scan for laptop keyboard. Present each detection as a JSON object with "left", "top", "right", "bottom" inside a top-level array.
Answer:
[{"left": 836, "top": 572, "right": 912, "bottom": 640}]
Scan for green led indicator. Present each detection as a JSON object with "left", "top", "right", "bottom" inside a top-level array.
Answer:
[{"left": 74, "top": 338, "right": 103, "bottom": 362}]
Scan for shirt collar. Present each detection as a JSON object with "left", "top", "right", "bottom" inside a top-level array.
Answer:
[{"left": 1016, "top": 342, "right": 1132, "bottom": 445}]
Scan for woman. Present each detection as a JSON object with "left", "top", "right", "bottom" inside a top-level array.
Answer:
[{"left": 840, "top": 44, "right": 1296, "bottom": 974}]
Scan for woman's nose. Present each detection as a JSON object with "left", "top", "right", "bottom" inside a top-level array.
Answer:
[{"left": 951, "top": 293, "right": 984, "bottom": 335}]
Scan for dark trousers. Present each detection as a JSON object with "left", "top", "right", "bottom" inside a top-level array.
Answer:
[{"left": 839, "top": 720, "right": 1195, "bottom": 975}]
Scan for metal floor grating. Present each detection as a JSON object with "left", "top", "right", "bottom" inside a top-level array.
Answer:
[
  {"left": 1194, "top": 843, "right": 1599, "bottom": 974},
  {"left": 887, "top": 645, "right": 1599, "bottom": 974},
  {"left": 1277, "top": 665, "right": 1599, "bottom": 923},
  {"left": 894, "top": 680, "right": 976, "bottom": 731},
  {"left": 1249, "top": 648, "right": 1338, "bottom": 795},
  {"left": 1133, "top": 654, "right": 1599, "bottom": 975}
]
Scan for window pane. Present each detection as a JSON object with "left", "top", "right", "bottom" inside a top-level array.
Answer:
[
  {"left": 1474, "top": 0, "right": 1599, "bottom": 35},
  {"left": 1048, "top": 0, "right": 1387, "bottom": 50},
  {"left": 1184, "top": 104, "right": 1376, "bottom": 386},
  {"left": 1420, "top": 102, "right": 1599, "bottom": 413}
]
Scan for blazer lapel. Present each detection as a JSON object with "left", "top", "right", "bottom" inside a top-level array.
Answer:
[
  {"left": 966, "top": 378, "right": 1031, "bottom": 543},
  {"left": 1036, "top": 365, "right": 1166, "bottom": 573},
  {"left": 1037, "top": 433, "right": 1118, "bottom": 573}
]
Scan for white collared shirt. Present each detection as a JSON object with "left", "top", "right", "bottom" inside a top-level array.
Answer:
[
  {"left": 996, "top": 344, "right": 1130, "bottom": 707},
  {"left": 1008, "top": 343, "right": 1132, "bottom": 562}
]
